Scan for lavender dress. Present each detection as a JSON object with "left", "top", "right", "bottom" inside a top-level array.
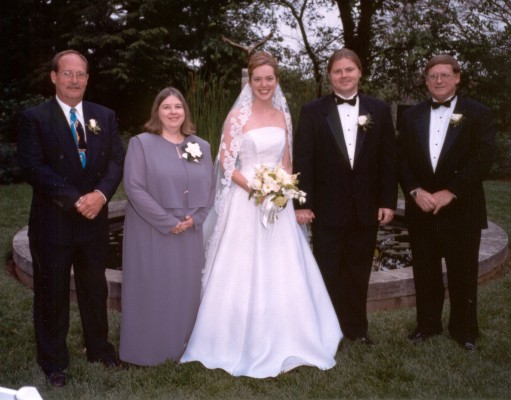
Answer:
[{"left": 120, "top": 133, "right": 214, "bottom": 365}]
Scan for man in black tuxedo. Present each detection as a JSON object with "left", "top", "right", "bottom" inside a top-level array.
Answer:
[
  {"left": 18, "top": 50, "right": 124, "bottom": 386},
  {"left": 294, "top": 48, "right": 397, "bottom": 344},
  {"left": 397, "top": 54, "right": 495, "bottom": 351}
]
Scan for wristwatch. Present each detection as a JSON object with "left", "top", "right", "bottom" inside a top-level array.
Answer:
[{"left": 410, "top": 188, "right": 422, "bottom": 198}]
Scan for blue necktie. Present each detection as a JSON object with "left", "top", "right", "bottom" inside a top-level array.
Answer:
[{"left": 70, "top": 108, "right": 86, "bottom": 168}]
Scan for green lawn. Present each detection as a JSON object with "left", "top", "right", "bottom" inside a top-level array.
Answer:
[{"left": 0, "top": 181, "right": 510, "bottom": 399}]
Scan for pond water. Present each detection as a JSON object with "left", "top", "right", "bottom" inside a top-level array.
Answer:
[
  {"left": 107, "top": 216, "right": 413, "bottom": 272},
  {"left": 373, "top": 225, "right": 412, "bottom": 271}
]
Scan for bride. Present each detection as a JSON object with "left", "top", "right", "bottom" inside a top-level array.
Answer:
[{"left": 180, "top": 52, "right": 342, "bottom": 378}]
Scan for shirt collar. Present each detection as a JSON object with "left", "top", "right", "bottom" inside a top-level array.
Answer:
[
  {"left": 55, "top": 96, "right": 84, "bottom": 119},
  {"left": 333, "top": 91, "right": 358, "bottom": 101}
]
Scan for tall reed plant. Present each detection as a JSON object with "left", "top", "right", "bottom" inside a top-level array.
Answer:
[
  {"left": 185, "top": 73, "right": 238, "bottom": 157},
  {"left": 279, "top": 72, "right": 318, "bottom": 130},
  {"left": 185, "top": 70, "right": 319, "bottom": 155}
]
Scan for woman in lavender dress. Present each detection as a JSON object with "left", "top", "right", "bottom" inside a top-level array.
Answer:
[{"left": 120, "top": 87, "right": 214, "bottom": 366}]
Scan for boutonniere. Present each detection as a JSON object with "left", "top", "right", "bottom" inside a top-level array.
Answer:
[
  {"left": 86, "top": 119, "right": 101, "bottom": 134},
  {"left": 450, "top": 113, "right": 464, "bottom": 127},
  {"left": 357, "top": 114, "right": 373, "bottom": 132},
  {"left": 181, "top": 141, "right": 203, "bottom": 163}
]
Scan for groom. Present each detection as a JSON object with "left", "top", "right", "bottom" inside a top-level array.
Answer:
[{"left": 294, "top": 48, "right": 397, "bottom": 344}]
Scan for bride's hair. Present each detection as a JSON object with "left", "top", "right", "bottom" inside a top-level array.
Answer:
[{"left": 248, "top": 51, "right": 279, "bottom": 80}]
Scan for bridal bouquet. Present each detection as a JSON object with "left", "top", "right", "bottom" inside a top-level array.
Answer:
[{"left": 248, "top": 164, "right": 306, "bottom": 228}]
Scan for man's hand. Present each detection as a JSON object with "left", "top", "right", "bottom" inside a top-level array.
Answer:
[
  {"left": 295, "top": 209, "right": 315, "bottom": 225},
  {"left": 432, "top": 190, "right": 456, "bottom": 214},
  {"left": 414, "top": 189, "right": 438, "bottom": 213},
  {"left": 75, "top": 191, "right": 106, "bottom": 219},
  {"left": 378, "top": 208, "right": 394, "bottom": 225}
]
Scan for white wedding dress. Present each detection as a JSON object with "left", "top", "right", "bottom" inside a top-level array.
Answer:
[{"left": 180, "top": 127, "right": 342, "bottom": 378}]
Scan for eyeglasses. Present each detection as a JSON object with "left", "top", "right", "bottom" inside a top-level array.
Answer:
[
  {"left": 426, "top": 73, "right": 457, "bottom": 81},
  {"left": 58, "top": 70, "right": 88, "bottom": 80}
]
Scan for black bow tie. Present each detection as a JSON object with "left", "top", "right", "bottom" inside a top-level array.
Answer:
[
  {"left": 431, "top": 97, "right": 455, "bottom": 109},
  {"left": 334, "top": 94, "right": 357, "bottom": 106}
]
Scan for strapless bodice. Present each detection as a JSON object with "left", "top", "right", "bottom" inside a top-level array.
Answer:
[{"left": 238, "top": 127, "right": 286, "bottom": 176}]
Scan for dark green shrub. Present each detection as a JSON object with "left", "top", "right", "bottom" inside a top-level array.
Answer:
[
  {"left": 0, "top": 143, "right": 22, "bottom": 184},
  {"left": 490, "top": 131, "right": 511, "bottom": 179},
  {"left": 0, "top": 84, "right": 48, "bottom": 143}
]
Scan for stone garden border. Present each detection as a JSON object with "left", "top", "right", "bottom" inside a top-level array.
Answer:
[{"left": 12, "top": 200, "right": 508, "bottom": 312}]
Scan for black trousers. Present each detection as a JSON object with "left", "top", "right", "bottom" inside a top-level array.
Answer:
[
  {"left": 312, "top": 217, "right": 377, "bottom": 339},
  {"left": 30, "top": 238, "right": 115, "bottom": 373},
  {"left": 408, "top": 218, "right": 481, "bottom": 341}
]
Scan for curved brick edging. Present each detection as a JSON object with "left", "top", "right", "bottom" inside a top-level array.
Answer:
[
  {"left": 12, "top": 201, "right": 127, "bottom": 310},
  {"left": 367, "top": 220, "right": 509, "bottom": 311},
  {"left": 12, "top": 201, "right": 509, "bottom": 312}
]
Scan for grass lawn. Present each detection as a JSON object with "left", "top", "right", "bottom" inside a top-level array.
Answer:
[{"left": 0, "top": 181, "right": 510, "bottom": 399}]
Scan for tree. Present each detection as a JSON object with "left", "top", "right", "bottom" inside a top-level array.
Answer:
[
  {"left": 0, "top": 0, "right": 269, "bottom": 132},
  {"left": 331, "top": 0, "right": 385, "bottom": 75},
  {"left": 265, "top": 0, "right": 393, "bottom": 96},
  {"left": 269, "top": 0, "right": 340, "bottom": 97}
]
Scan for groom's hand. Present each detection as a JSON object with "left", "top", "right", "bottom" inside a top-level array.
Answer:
[
  {"left": 378, "top": 208, "right": 394, "bottom": 226},
  {"left": 296, "top": 209, "right": 315, "bottom": 225}
]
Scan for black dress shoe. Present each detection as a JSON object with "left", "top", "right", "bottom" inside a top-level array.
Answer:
[
  {"left": 89, "top": 355, "right": 121, "bottom": 368},
  {"left": 454, "top": 337, "right": 476, "bottom": 351},
  {"left": 101, "top": 356, "right": 121, "bottom": 368},
  {"left": 407, "top": 330, "right": 440, "bottom": 343},
  {"left": 346, "top": 335, "right": 374, "bottom": 346},
  {"left": 462, "top": 340, "right": 476, "bottom": 351},
  {"left": 359, "top": 336, "right": 375, "bottom": 346},
  {"left": 45, "top": 370, "right": 66, "bottom": 387}
]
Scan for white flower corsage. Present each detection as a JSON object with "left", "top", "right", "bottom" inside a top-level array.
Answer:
[
  {"left": 358, "top": 114, "right": 373, "bottom": 132},
  {"left": 181, "top": 142, "right": 203, "bottom": 163},
  {"left": 86, "top": 119, "right": 101, "bottom": 134},
  {"left": 450, "top": 113, "right": 464, "bottom": 127}
]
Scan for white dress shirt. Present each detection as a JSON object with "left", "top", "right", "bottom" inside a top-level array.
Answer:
[
  {"left": 55, "top": 96, "right": 87, "bottom": 143},
  {"left": 429, "top": 96, "right": 457, "bottom": 171},
  {"left": 55, "top": 97, "right": 106, "bottom": 202},
  {"left": 335, "top": 93, "right": 359, "bottom": 168}
]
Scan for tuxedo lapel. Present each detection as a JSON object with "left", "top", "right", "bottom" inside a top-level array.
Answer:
[
  {"left": 353, "top": 100, "right": 369, "bottom": 167},
  {"left": 49, "top": 99, "right": 84, "bottom": 176},
  {"left": 437, "top": 98, "right": 465, "bottom": 168},
  {"left": 325, "top": 96, "right": 350, "bottom": 166},
  {"left": 82, "top": 102, "right": 99, "bottom": 169},
  {"left": 414, "top": 103, "right": 434, "bottom": 174}
]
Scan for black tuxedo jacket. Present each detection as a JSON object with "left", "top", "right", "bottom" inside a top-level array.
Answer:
[
  {"left": 294, "top": 93, "right": 397, "bottom": 227},
  {"left": 18, "top": 98, "right": 124, "bottom": 244},
  {"left": 397, "top": 96, "right": 495, "bottom": 230}
]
